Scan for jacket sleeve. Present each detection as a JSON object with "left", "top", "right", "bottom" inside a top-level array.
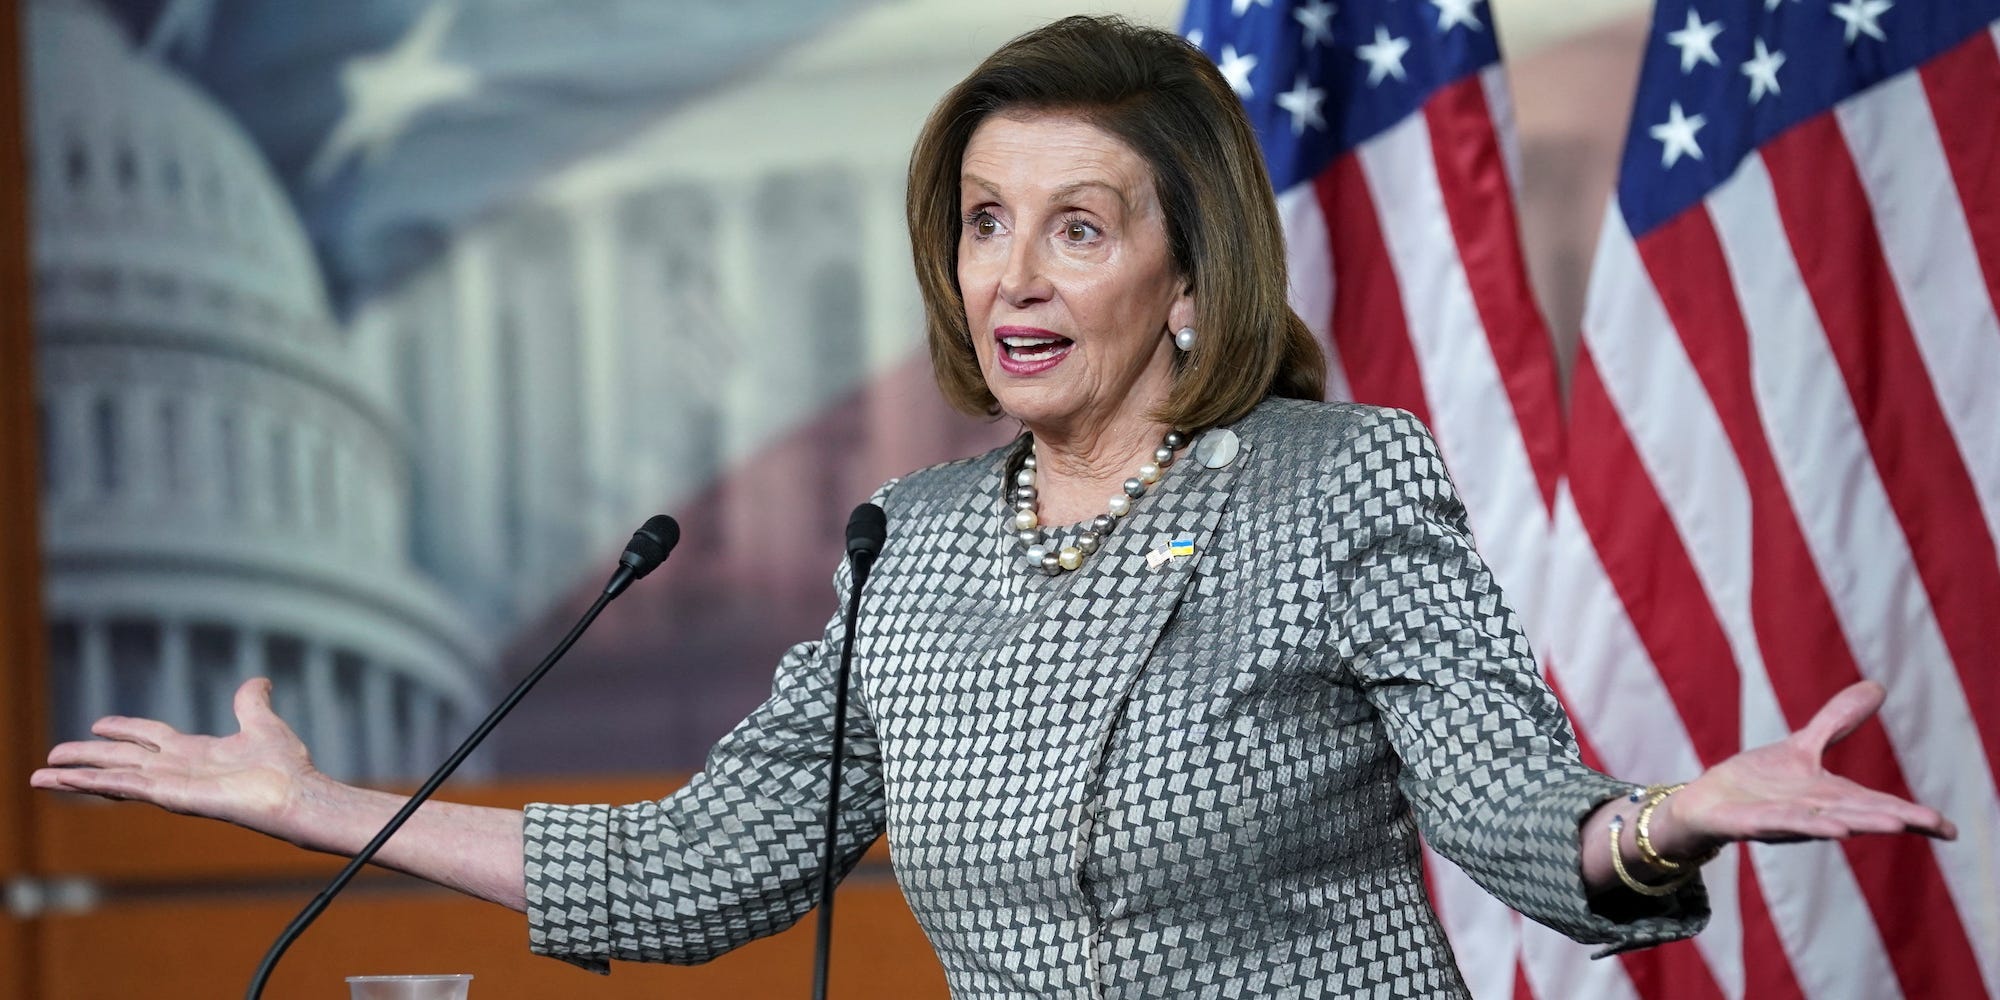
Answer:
[
  {"left": 1321, "top": 407, "right": 1707, "bottom": 955},
  {"left": 520, "top": 520, "right": 889, "bottom": 971}
]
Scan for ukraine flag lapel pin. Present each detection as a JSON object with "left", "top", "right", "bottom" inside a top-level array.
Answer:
[{"left": 1147, "top": 538, "right": 1197, "bottom": 570}]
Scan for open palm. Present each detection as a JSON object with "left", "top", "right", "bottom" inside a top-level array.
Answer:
[
  {"left": 30, "top": 678, "right": 318, "bottom": 836},
  {"left": 1669, "top": 680, "right": 1956, "bottom": 851}
]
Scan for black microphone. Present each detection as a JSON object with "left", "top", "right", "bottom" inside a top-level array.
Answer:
[
  {"left": 810, "top": 502, "right": 886, "bottom": 1000},
  {"left": 606, "top": 514, "right": 681, "bottom": 598},
  {"left": 246, "top": 514, "right": 681, "bottom": 1000},
  {"left": 845, "top": 502, "right": 886, "bottom": 562}
]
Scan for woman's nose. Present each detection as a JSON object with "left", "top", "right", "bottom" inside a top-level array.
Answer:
[{"left": 998, "top": 238, "right": 1052, "bottom": 307}]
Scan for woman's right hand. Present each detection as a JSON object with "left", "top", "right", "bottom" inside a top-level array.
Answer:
[
  {"left": 31, "top": 677, "right": 531, "bottom": 909},
  {"left": 29, "top": 678, "right": 323, "bottom": 843}
]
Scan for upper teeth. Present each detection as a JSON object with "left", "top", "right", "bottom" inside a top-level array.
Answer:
[{"left": 1003, "top": 336, "right": 1062, "bottom": 347}]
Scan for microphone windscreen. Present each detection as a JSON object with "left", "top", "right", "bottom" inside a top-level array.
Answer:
[
  {"left": 846, "top": 503, "right": 887, "bottom": 560},
  {"left": 623, "top": 514, "right": 681, "bottom": 579}
]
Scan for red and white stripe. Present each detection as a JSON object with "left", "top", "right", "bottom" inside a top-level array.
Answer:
[{"left": 1550, "top": 25, "right": 2000, "bottom": 1000}]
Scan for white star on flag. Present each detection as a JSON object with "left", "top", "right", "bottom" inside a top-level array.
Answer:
[
  {"left": 1187, "top": 28, "right": 1205, "bottom": 49},
  {"left": 1430, "top": 0, "right": 1483, "bottom": 33},
  {"left": 1218, "top": 44, "right": 1259, "bottom": 97},
  {"left": 1231, "top": 0, "right": 1273, "bottom": 16},
  {"left": 1831, "top": 0, "right": 1893, "bottom": 44},
  {"left": 1274, "top": 75, "right": 1327, "bottom": 134},
  {"left": 1741, "top": 38, "right": 1786, "bottom": 102},
  {"left": 1665, "top": 9, "right": 1723, "bottom": 74},
  {"left": 308, "top": 1, "right": 479, "bottom": 184},
  {"left": 1357, "top": 25, "right": 1411, "bottom": 86},
  {"left": 1764, "top": 0, "right": 1796, "bottom": 10},
  {"left": 1649, "top": 100, "right": 1707, "bottom": 167},
  {"left": 1294, "top": 0, "right": 1336, "bottom": 48}
]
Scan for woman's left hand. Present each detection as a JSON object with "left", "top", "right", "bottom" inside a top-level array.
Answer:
[{"left": 1651, "top": 680, "right": 1956, "bottom": 859}]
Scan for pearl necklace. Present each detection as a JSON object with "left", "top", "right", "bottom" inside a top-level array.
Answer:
[{"left": 1007, "top": 429, "right": 1189, "bottom": 575}]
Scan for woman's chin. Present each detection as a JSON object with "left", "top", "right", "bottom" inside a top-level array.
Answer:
[
  {"left": 989, "top": 371, "right": 1173, "bottom": 440},
  {"left": 989, "top": 384, "right": 1085, "bottom": 434}
]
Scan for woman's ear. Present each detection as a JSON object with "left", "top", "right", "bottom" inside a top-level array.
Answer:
[{"left": 1166, "top": 279, "right": 1197, "bottom": 335}]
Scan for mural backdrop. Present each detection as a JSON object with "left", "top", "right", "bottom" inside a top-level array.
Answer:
[{"left": 23, "top": 0, "right": 1161, "bottom": 781}]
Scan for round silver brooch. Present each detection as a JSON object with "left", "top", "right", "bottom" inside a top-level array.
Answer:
[{"left": 1194, "top": 428, "right": 1241, "bottom": 470}]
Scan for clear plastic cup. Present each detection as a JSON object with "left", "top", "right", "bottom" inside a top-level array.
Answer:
[{"left": 346, "top": 974, "right": 473, "bottom": 999}]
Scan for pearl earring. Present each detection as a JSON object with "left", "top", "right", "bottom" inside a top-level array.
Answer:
[{"left": 1174, "top": 326, "right": 1198, "bottom": 352}]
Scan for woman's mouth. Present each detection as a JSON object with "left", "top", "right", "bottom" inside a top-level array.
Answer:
[{"left": 995, "top": 328, "right": 1074, "bottom": 375}]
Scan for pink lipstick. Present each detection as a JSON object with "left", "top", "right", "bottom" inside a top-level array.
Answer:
[{"left": 993, "top": 326, "right": 1074, "bottom": 376}]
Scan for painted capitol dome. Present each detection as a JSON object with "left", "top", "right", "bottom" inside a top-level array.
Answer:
[{"left": 28, "top": 0, "right": 488, "bottom": 781}]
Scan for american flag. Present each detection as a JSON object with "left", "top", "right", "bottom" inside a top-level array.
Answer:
[
  {"left": 1551, "top": 1, "right": 2000, "bottom": 998},
  {"left": 1184, "top": 0, "right": 2000, "bottom": 996},
  {"left": 1179, "top": 0, "right": 1572, "bottom": 996}
]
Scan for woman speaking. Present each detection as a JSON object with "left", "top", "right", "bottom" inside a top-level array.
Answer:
[{"left": 31, "top": 16, "right": 1954, "bottom": 999}]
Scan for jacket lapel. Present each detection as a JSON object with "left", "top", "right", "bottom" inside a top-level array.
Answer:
[
  {"left": 1049, "top": 453, "right": 1240, "bottom": 674},
  {"left": 1044, "top": 435, "right": 1243, "bottom": 892}
]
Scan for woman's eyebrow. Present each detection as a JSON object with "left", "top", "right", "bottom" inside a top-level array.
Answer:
[
  {"left": 1047, "top": 180, "right": 1126, "bottom": 209},
  {"left": 959, "top": 174, "right": 1002, "bottom": 199}
]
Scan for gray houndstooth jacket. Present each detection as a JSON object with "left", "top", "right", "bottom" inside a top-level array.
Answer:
[{"left": 523, "top": 398, "right": 1708, "bottom": 998}]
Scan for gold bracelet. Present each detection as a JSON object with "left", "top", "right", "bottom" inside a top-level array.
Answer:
[
  {"left": 1609, "top": 811, "right": 1697, "bottom": 897},
  {"left": 1636, "top": 783, "right": 1687, "bottom": 870},
  {"left": 1636, "top": 783, "right": 1720, "bottom": 872}
]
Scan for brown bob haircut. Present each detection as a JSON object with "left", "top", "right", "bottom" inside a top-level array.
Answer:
[{"left": 907, "top": 15, "right": 1326, "bottom": 431}]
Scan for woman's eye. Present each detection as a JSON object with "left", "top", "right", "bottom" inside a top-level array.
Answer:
[{"left": 1062, "top": 220, "right": 1098, "bottom": 242}]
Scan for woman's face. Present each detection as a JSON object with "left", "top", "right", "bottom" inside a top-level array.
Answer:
[{"left": 957, "top": 112, "right": 1193, "bottom": 441}]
